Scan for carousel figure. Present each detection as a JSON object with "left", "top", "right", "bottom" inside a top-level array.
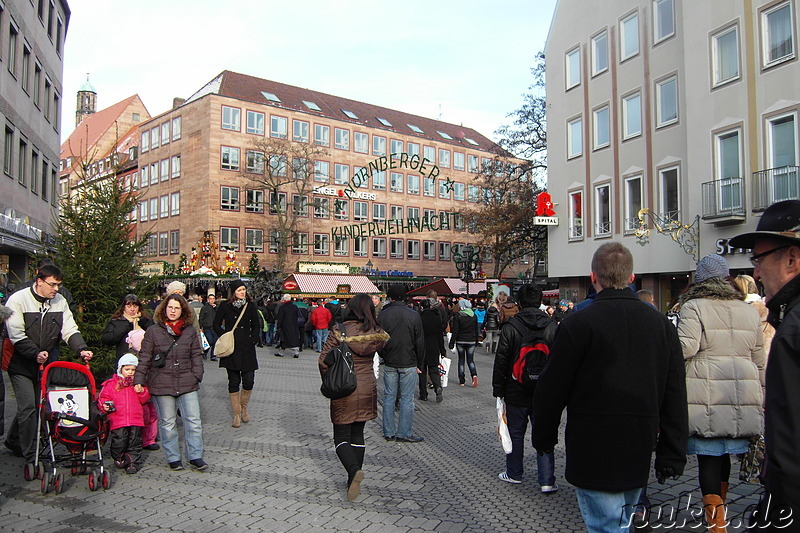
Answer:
[
  {"left": 224, "top": 248, "right": 237, "bottom": 274},
  {"left": 190, "top": 247, "right": 198, "bottom": 271}
]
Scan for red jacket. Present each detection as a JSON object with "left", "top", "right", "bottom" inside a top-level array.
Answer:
[
  {"left": 98, "top": 375, "right": 151, "bottom": 431},
  {"left": 310, "top": 306, "right": 332, "bottom": 330}
]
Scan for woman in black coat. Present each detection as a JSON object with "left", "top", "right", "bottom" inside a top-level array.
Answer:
[
  {"left": 213, "top": 280, "right": 261, "bottom": 428},
  {"left": 418, "top": 299, "right": 445, "bottom": 403},
  {"left": 102, "top": 294, "right": 155, "bottom": 357}
]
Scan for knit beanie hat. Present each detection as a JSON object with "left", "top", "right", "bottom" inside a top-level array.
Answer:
[
  {"left": 559, "top": 299, "right": 569, "bottom": 307},
  {"left": 459, "top": 299, "right": 472, "bottom": 309},
  {"left": 695, "top": 254, "right": 729, "bottom": 284},
  {"left": 230, "top": 279, "right": 246, "bottom": 294},
  {"left": 117, "top": 353, "right": 139, "bottom": 377},
  {"left": 166, "top": 281, "right": 186, "bottom": 295}
]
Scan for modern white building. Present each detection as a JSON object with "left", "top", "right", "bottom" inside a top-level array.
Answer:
[{"left": 546, "top": 0, "right": 799, "bottom": 309}]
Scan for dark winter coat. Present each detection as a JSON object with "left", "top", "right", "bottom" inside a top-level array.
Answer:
[
  {"left": 199, "top": 302, "right": 217, "bottom": 331},
  {"left": 135, "top": 323, "right": 204, "bottom": 397},
  {"left": 213, "top": 300, "right": 260, "bottom": 372},
  {"left": 492, "top": 307, "right": 556, "bottom": 408},
  {"left": 533, "top": 288, "right": 688, "bottom": 492},
  {"left": 449, "top": 310, "right": 479, "bottom": 347},
  {"left": 101, "top": 316, "right": 155, "bottom": 357},
  {"left": 319, "top": 321, "right": 389, "bottom": 424},
  {"left": 276, "top": 300, "right": 302, "bottom": 348},
  {"left": 484, "top": 306, "right": 500, "bottom": 331},
  {"left": 378, "top": 301, "right": 425, "bottom": 369},
  {"left": 420, "top": 308, "right": 446, "bottom": 366}
]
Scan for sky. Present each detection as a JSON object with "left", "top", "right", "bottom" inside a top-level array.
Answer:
[{"left": 60, "top": 0, "right": 557, "bottom": 142}]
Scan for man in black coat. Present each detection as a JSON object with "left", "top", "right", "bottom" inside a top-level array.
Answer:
[
  {"left": 533, "top": 242, "right": 687, "bottom": 532},
  {"left": 730, "top": 200, "right": 800, "bottom": 532},
  {"left": 199, "top": 293, "right": 218, "bottom": 361},
  {"left": 274, "top": 294, "right": 301, "bottom": 358}
]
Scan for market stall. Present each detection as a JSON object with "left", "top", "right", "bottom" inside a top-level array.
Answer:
[{"left": 281, "top": 273, "right": 381, "bottom": 299}]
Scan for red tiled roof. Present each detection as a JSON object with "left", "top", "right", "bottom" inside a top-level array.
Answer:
[
  {"left": 193, "top": 71, "right": 502, "bottom": 153},
  {"left": 60, "top": 95, "right": 144, "bottom": 160},
  {"left": 284, "top": 273, "right": 380, "bottom": 295}
]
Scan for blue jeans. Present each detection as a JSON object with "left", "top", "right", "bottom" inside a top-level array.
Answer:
[
  {"left": 203, "top": 330, "right": 218, "bottom": 359},
  {"left": 505, "top": 402, "right": 555, "bottom": 486},
  {"left": 152, "top": 392, "right": 204, "bottom": 463},
  {"left": 266, "top": 323, "right": 275, "bottom": 345},
  {"left": 382, "top": 366, "right": 417, "bottom": 439},
  {"left": 575, "top": 487, "right": 642, "bottom": 533},
  {"left": 314, "top": 328, "right": 329, "bottom": 352},
  {"left": 455, "top": 343, "right": 477, "bottom": 384}
]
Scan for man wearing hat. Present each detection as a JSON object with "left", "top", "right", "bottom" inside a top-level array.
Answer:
[{"left": 729, "top": 200, "right": 800, "bottom": 530}]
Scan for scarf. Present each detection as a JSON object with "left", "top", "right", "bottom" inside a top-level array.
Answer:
[
  {"left": 232, "top": 298, "right": 246, "bottom": 308},
  {"left": 124, "top": 311, "right": 142, "bottom": 329},
  {"left": 116, "top": 374, "right": 134, "bottom": 391},
  {"left": 165, "top": 318, "right": 185, "bottom": 336}
]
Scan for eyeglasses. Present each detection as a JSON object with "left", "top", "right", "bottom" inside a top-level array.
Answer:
[
  {"left": 749, "top": 245, "right": 791, "bottom": 267},
  {"left": 41, "top": 280, "right": 63, "bottom": 288}
]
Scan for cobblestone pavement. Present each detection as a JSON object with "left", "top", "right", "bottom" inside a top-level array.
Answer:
[{"left": 0, "top": 345, "right": 763, "bottom": 532}]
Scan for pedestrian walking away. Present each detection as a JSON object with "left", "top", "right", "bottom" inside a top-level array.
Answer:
[{"left": 418, "top": 298, "right": 445, "bottom": 403}]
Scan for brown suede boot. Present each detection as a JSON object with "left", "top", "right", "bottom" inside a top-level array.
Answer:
[
  {"left": 702, "top": 494, "right": 727, "bottom": 533},
  {"left": 229, "top": 392, "right": 241, "bottom": 428},
  {"left": 240, "top": 389, "right": 252, "bottom": 423},
  {"left": 720, "top": 481, "right": 728, "bottom": 503}
]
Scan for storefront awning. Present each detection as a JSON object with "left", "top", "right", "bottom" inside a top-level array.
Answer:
[
  {"left": 282, "top": 273, "right": 380, "bottom": 297},
  {"left": 407, "top": 278, "right": 497, "bottom": 296}
]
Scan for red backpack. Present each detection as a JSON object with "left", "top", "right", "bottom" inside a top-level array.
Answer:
[{"left": 507, "top": 317, "right": 556, "bottom": 387}]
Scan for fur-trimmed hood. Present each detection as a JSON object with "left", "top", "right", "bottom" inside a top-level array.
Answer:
[
  {"left": 0, "top": 303, "right": 12, "bottom": 323},
  {"left": 332, "top": 321, "right": 390, "bottom": 357},
  {"left": 678, "top": 277, "right": 743, "bottom": 307}
]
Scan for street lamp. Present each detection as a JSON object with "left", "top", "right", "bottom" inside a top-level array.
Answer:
[
  {"left": 452, "top": 244, "right": 481, "bottom": 297},
  {"left": 362, "top": 259, "right": 373, "bottom": 276}
]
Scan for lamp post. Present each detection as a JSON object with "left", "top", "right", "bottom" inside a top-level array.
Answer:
[
  {"left": 452, "top": 244, "right": 481, "bottom": 297},
  {"left": 362, "top": 259, "right": 373, "bottom": 276}
]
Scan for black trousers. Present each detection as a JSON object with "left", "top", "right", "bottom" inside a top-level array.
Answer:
[
  {"left": 110, "top": 426, "right": 142, "bottom": 465},
  {"left": 418, "top": 363, "right": 442, "bottom": 399},
  {"left": 226, "top": 369, "right": 255, "bottom": 393}
]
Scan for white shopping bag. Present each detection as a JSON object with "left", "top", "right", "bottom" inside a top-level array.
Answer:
[
  {"left": 497, "top": 397, "right": 513, "bottom": 454},
  {"left": 373, "top": 353, "right": 380, "bottom": 379},
  {"left": 199, "top": 330, "right": 211, "bottom": 351},
  {"left": 438, "top": 356, "right": 452, "bottom": 388}
]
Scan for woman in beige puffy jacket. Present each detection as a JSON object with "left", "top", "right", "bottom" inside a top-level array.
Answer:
[{"left": 677, "top": 254, "right": 766, "bottom": 532}]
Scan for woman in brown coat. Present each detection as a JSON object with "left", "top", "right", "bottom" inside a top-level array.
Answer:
[{"left": 319, "top": 293, "right": 389, "bottom": 501}]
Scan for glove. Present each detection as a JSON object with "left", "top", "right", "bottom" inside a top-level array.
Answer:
[
  {"left": 655, "top": 466, "right": 678, "bottom": 484},
  {"left": 537, "top": 449, "right": 554, "bottom": 456}
]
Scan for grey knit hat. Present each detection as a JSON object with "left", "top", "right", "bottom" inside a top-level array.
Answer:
[
  {"left": 695, "top": 254, "right": 729, "bottom": 284},
  {"left": 166, "top": 281, "right": 186, "bottom": 295}
]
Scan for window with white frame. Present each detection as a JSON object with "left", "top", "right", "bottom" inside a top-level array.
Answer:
[
  {"left": 247, "top": 111, "right": 265, "bottom": 135},
  {"left": 423, "top": 241, "right": 436, "bottom": 260},
  {"left": 390, "top": 139, "right": 403, "bottom": 156},
  {"left": 624, "top": 176, "right": 643, "bottom": 232},
  {"left": 139, "top": 201, "right": 148, "bottom": 222},
  {"left": 439, "top": 242, "right": 451, "bottom": 261},
  {"left": 390, "top": 205, "right": 403, "bottom": 220},
  {"left": 438, "top": 149, "right": 450, "bottom": 168},
  {"left": 712, "top": 26, "right": 740, "bottom": 86},
  {"left": 221, "top": 186, "right": 239, "bottom": 210},
  {"left": 622, "top": 93, "right": 642, "bottom": 139},
  {"left": 716, "top": 130, "right": 743, "bottom": 210},
  {"left": 171, "top": 192, "right": 180, "bottom": 216},
  {"left": 762, "top": 1, "right": 795, "bottom": 67},
  {"left": 292, "top": 157, "right": 309, "bottom": 180},
  {"left": 439, "top": 179, "right": 451, "bottom": 199},
  {"left": 424, "top": 176, "right": 435, "bottom": 196},
  {"left": 468, "top": 185, "right": 479, "bottom": 202},
  {"left": 454, "top": 183, "right": 465, "bottom": 201},
  {"left": 246, "top": 150, "right": 265, "bottom": 174},
  {"left": 407, "top": 174, "right": 420, "bottom": 194},
  {"left": 373, "top": 170, "right": 386, "bottom": 190},
  {"left": 222, "top": 106, "right": 240, "bottom": 131},
  {"left": 171, "top": 155, "right": 180, "bottom": 178},
  {"left": 334, "top": 236, "right": 349, "bottom": 256},
  {"left": 373, "top": 135, "right": 386, "bottom": 156},
  {"left": 314, "top": 197, "right": 329, "bottom": 218},
  {"left": 621, "top": 12, "right": 640, "bottom": 61},
  {"left": 141, "top": 131, "right": 149, "bottom": 152},
  {"left": 150, "top": 163, "right": 159, "bottom": 185},
  {"left": 147, "top": 234, "right": 158, "bottom": 256},
  {"left": 653, "top": 0, "right": 674, "bottom": 43},
  {"left": 353, "top": 237, "right": 368, "bottom": 257},
  {"left": 292, "top": 195, "right": 308, "bottom": 216},
  {"left": 150, "top": 127, "right": 160, "bottom": 149},
  {"left": 334, "top": 163, "right": 349, "bottom": 185},
  {"left": 140, "top": 166, "right": 148, "bottom": 187},
  {"left": 269, "top": 155, "right": 286, "bottom": 176},
  {"left": 354, "top": 132, "right": 368, "bottom": 153},
  {"left": 314, "top": 124, "right": 330, "bottom": 146},
  {"left": 656, "top": 77, "right": 678, "bottom": 127},
  {"left": 372, "top": 237, "right": 386, "bottom": 258},
  {"left": 160, "top": 195, "right": 169, "bottom": 218},
  {"left": 407, "top": 240, "right": 420, "bottom": 260},
  {"left": 172, "top": 117, "right": 181, "bottom": 140},
  {"left": 373, "top": 203, "right": 386, "bottom": 222},
  {"left": 390, "top": 172, "right": 403, "bottom": 192},
  {"left": 592, "top": 30, "right": 608, "bottom": 75},
  {"left": 270, "top": 115, "right": 287, "bottom": 138},
  {"left": 221, "top": 227, "right": 240, "bottom": 251},
  {"left": 424, "top": 145, "right": 435, "bottom": 164},
  {"left": 566, "top": 47, "right": 581, "bottom": 89},
  {"left": 595, "top": 184, "right": 612, "bottom": 236},
  {"left": 454, "top": 152, "right": 465, "bottom": 170},
  {"left": 293, "top": 120, "right": 309, "bottom": 142},
  {"left": 170, "top": 231, "right": 180, "bottom": 254},
  {"left": 569, "top": 190, "right": 584, "bottom": 239},
  {"left": 354, "top": 201, "right": 368, "bottom": 222},
  {"left": 221, "top": 146, "right": 240, "bottom": 170},
  {"left": 269, "top": 191, "right": 287, "bottom": 214},
  {"left": 161, "top": 122, "right": 170, "bottom": 145},
  {"left": 246, "top": 189, "right": 264, "bottom": 213},
  {"left": 159, "top": 232, "right": 168, "bottom": 255},
  {"left": 408, "top": 142, "right": 420, "bottom": 158},
  {"left": 269, "top": 230, "right": 283, "bottom": 253},
  {"left": 390, "top": 239, "right": 403, "bottom": 259},
  {"left": 149, "top": 198, "right": 158, "bottom": 220},
  {"left": 768, "top": 113, "right": 798, "bottom": 203},
  {"left": 314, "top": 234, "right": 330, "bottom": 255},
  {"left": 568, "top": 117, "right": 583, "bottom": 158},
  {"left": 292, "top": 233, "right": 309, "bottom": 254},
  {"left": 593, "top": 105, "right": 610, "bottom": 149},
  {"left": 335, "top": 199, "right": 349, "bottom": 220},
  {"left": 408, "top": 207, "right": 420, "bottom": 221},
  {"left": 160, "top": 159, "right": 169, "bottom": 182},
  {"left": 468, "top": 154, "right": 478, "bottom": 173},
  {"left": 246, "top": 229, "right": 264, "bottom": 253},
  {"left": 310, "top": 160, "right": 328, "bottom": 182},
  {"left": 335, "top": 128, "right": 350, "bottom": 150},
  {"left": 659, "top": 166, "right": 680, "bottom": 221}
]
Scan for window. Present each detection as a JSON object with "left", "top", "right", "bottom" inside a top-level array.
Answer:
[
  {"left": 624, "top": 176, "right": 642, "bottom": 232},
  {"left": 568, "top": 117, "right": 583, "bottom": 158},
  {"left": 390, "top": 205, "right": 403, "bottom": 220},
  {"left": 293, "top": 194, "right": 308, "bottom": 216},
  {"left": 335, "top": 128, "right": 350, "bottom": 150},
  {"left": 7, "top": 25, "right": 18, "bottom": 76},
  {"left": 372, "top": 237, "right": 386, "bottom": 258},
  {"left": 292, "top": 157, "right": 309, "bottom": 180},
  {"left": 377, "top": 117, "right": 392, "bottom": 127},
  {"left": 659, "top": 166, "right": 680, "bottom": 221},
  {"left": 246, "top": 229, "right": 264, "bottom": 253},
  {"left": 762, "top": 2, "right": 795, "bottom": 66},
  {"left": 438, "top": 149, "right": 450, "bottom": 168},
  {"left": 149, "top": 198, "right": 158, "bottom": 221},
  {"left": 172, "top": 117, "right": 181, "bottom": 140},
  {"left": 354, "top": 132, "right": 368, "bottom": 153},
  {"left": 314, "top": 197, "right": 329, "bottom": 218},
  {"left": 41, "top": 160, "right": 49, "bottom": 201},
  {"left": 262, "top": 92, "right": 281, "bottom": 103},
  {"left": 160, "top": 195, "right": 169, "bottom": 218},
  {"left": 468, "top": 185, "right": 479, "bottom": 202},
  {"left": 622, "top": 93, "right": 642, "bottom": 139},
  {"left": 314, "top": 234, "right": 330, "bottom": 255},
  {"left": 569, "top": 190, "right": 584, "bottom": 239},
  {"left": 269, "top": 230, "right": 283, "bottom": 253},
  {"left": 424, "top": 176, "right": 435, "bottom": 196},
  {"left": 292, "top": 233, "right": 309, "bottom": 254},
  {"left": 314, "top": 124, "right": 330, "bottom": 146},
  {"left": 222, "top": 106, "right": 240, "bottom": 131},
  {"left": 304, "top": 101, "right": 321, "bottom": 111},
  {"left": 147, "top": 234, "right": 158, "bottom": 256},
  {"left": 373, "top": 135, "right": 386, "bottom": 155},
  {"left": 656, "top": 77, "right": 678, "bottom": 127},
  {"left": 423, "top": 241, "right": 436, "bottom": 260},
  {"left": 33, "top": 64, "right": 41, "bottom": 107},
  {"left": 247, "top": 111, "right": 265, "bottom": 135},
  {"left": 160, "top": 159, "right": 170, "bottom": 182},
  {"left": 408, "top": 207, "right": 420, "bottom": 221},
  {"left": 423, "top": 145, "right": 435, "bottom": 164},
  {"left": 170, "top": 192, "right": 180, "bottom": 216},
  {"left": 17, "top": 139, "right": 27, "bottom": 186},
  {"left": 354, "top": 201, "right": 368, "bottom": 222},
  {"left": 269, "top": 155, "right": 287, "bottom": 177},
  {"left": 468, "top": 155, "right": 478, "bottom": 173},
  {"left": 595, "top": 184, "right": 612, "bottom": 236},
  {"left": 390, "top": 172, "right": 404, "bottom": 192},
  {"left": 269, "top": 191, "right": 287, "bottom": 214},
  {"left": 768, "top": 114, "right": 798, "bottom": 203},
  {"left": 407, "top": 174, "right": 420, "bottom": 194},
  {"left": 335, "top": 199, "right": 349, "bottom": 220},
  {"left": 314, "top": 160, "right": 330, "bottom": 182},
  {"left": 453, "top": 152, "right": 465, "bottom": 171},
  {"left": 139, "top": 201, "right": 148, "bottom": 222},
  {"left": 140, "top": 166, "right": 148, "bottom": 186},
  {"left": 438, "top": 242, "right": 451, "bottom": 261},
  {"left": 566, "top": 47, "right": 581, "bottom": 89},
  {"left": 221, "top": 186, "right": 240, "bottom": 210},
  {"left": 21, "top": 46, "right": 30, "bottom": 92},
  {"left": 454, "top": 183, "right": 465, "bottom": 201},
  {"left": 170, "top": 231, "right": 180, "bottom": 254},
  {"left": 246, "top": 189, "right": 264, "bottom": 213},
  {"left": 372, "top": 203, "right": 386, "bottom": 222},
  {"left": 439, "top": 179, "right": 451, "bottom": 199},
  {"left": 150, "top": 127, "right": 160, "bottom": 150},
  {"left": 407, "top": 240, "right": 420, "bottom": 260},
  {"left": 270, "top": 116, "right": 287, "bottom": 139},
  {"left": 43, "top": 79, "right": 51, "bottom": 122},
  {"left": 373, "top": 170, "right": 386, "bottom": 190},
  {"left": 334, "top": 163, "right": 349, "bottom": 185},
  {"left": 171, "top": 155, "right": 181, "bottom": 178},
  {"left": 390, "top": 239, "right": 404, "bottom": 259},
  {"left": 159, "top": 232, "right": 169, "bottom": 255},
  {"left": 334, "top": 236, "right": 349, "bottom": 256},
  {"left": 653, "top": 0, "right": 674, "bottom": 43},
  {"left": 221, "top": 227, "right": 240, "bottom": 251},
  {"left": 221, "top": 146, "right": 240, "bottom": 170},
  {"left": 621, "top": 12, "right": 640, "bottom": 61},
  {"left": 342, "top": 109, "right": 358, "bottom": 119},
  {"left": 592, "top": 31, "right": 608, "bottom": 75},
  {"left": 353, "top": 237, "right": 368, "bottom": 257},
  {"left": 293, "top": 120, "right": 309, "bottom": 142},
  {"left": 716, "top": 130, "right": 743, "bottom": 210},
  {"left": 712, "top": 26, "right": 740, "bottom": 86},
  {"left": 408, "top": 142, "right": 420, "bottom": 158},
  {"left": 390, "top": 139, "right": 403, "bottom": 156},
  {"left": 242, "top": 150, "right": 263, "bottom": 174},
  {"left": 161, "top": 122, "right": 170, "bottom": 145},
  {"left": 593, "top": 105, "right": 610, "bottom": 149}
]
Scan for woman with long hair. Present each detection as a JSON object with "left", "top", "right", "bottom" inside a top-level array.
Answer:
[
  {"left": 677, "top": 254, "right": 765, "bottom": 532},
  {"left": 733, "top": 274, "right": 775, "bottom": 358},
  {"left": 102, "top": 294, "right": 154, "bottom": 357},
  {"left": 449, "top": 299, "right": 479, "bottom": 387},
  {"left": 135, "top": 294, "right": 207, "bottom": 472},
  {"left": 318, "top": 293, "right": 389, "bottom": 501},
  {"left": 213, "top": 280, "right": 261, "bottom": 428}
]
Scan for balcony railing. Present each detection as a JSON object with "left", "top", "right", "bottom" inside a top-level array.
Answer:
[
  {"left": 595, "top": 220, "right": 611, "bottom": 236},
  {"left": 752, "top": 165, "right": 799, "bottom": 211},
  {"left": 701, "top": 177, "right": 746, "bottom": 221},
  {"left": 569, "top": 221, "right": 583, "bottom": 240}
]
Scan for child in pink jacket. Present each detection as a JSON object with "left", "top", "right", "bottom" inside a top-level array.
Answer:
[{"left": 99, "top": 354, "right": 151, "bottom": 473}]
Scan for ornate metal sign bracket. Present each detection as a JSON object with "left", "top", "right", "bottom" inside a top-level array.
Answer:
[{"left": 634, "top": 208, "right": 700, "bottom": 263}]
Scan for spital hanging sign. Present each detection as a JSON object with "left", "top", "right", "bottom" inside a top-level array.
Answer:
[{"left": 533, "top": 191, "right": 559, "bottom": 226}]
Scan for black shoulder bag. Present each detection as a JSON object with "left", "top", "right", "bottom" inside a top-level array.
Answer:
[
  {"left": 152, "top": 338, "right": 178, "bottom": 369},
  {"left": 320, "top": 324, "right": 357, "bottom": 400}
]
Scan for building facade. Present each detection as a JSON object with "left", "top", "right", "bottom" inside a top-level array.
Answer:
[
  {"left": 0, "top": 0, "right": 69, "bottom": 287},
  {"left": 546, "top": 0, "right": 799, "bottom": 309},
  {"left": 135, "top": 70, "right": 529, "bottom": 279}
]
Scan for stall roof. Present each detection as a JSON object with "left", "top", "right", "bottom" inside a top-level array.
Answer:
[
  {"left": 407, "top": 278, "right": 498, "bottom": 296},
  {"left": 282, "top": 273, "right": 380, "bottom": 297}
]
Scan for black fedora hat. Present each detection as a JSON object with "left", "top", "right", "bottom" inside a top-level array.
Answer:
[{"left": 729, "top": 200, "right": 800, "bottom": 249}]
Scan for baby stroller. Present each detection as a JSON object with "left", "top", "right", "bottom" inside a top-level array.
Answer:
[{"left": 25, "top": 361, "right": 110, "bottom": 493}]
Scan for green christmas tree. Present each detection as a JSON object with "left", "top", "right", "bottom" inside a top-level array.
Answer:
[{"left": 247, "top": 254, "right": 260, "bottom": 276}]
